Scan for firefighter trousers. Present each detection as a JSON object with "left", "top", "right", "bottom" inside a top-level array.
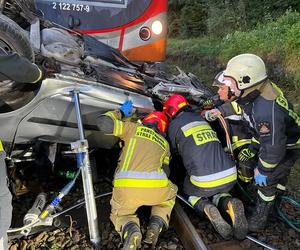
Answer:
[
  {"left": 258, "top": 148, "right": 300, "bottom": 198},
  {"left": 110, "top": 181, "right": 177, "bottom": 235}
]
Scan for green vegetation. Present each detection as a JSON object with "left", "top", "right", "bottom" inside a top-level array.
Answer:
[
  {"left": 167, "top": 0, "right": 300, "bottom": 199},
  {"left": 168, "top": 0, "right": 300, "bottom": 38},
  {"left": 167, "top": 11, "right": 300, "bottom": 103}
]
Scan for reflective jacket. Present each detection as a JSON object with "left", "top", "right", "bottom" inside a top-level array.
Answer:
[
  {"left": 96, "top": 110, "right": 171, "bottom": 188},
  {"left": 167, "top": 110, "right": 236, "bottom": 192},
  {"left": 234, "top": 82, "right": 300, "bottom": 176},
  {"left": 0, "top": 140, "right": 5, "bottom": 161},
  {"left": 218, "top": 101, "right": 260, "bottom": 153}
]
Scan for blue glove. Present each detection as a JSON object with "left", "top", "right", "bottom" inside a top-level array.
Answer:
[
  {"left": 254, "top": 168, "right": 267, "bottom": 186},
  {"left": 120, "top": 100, "right": 133, "bottom": 117}
]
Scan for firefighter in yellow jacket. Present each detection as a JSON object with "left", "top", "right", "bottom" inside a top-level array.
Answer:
[{"left": 96, "top": 101, "right": 178, "bottom": 250}]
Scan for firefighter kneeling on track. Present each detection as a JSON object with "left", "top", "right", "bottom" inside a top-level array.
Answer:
[
  {"left": 163, "top": 94, "right": 248, "bottom": 240},
  {"left": 96, "top": 100, "right": 177, "bottom": 250}
]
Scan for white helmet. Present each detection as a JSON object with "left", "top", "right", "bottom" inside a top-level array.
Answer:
[
  {"left": 212, "top": 71, "right": 241, "bottom": 97},
  {"left": 223, "top": 54, "right": 268, "bottom": 90}
]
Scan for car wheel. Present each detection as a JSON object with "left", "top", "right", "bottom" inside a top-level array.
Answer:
[{"left": 0, "top": 13, "right": 34, "bottom": 61}]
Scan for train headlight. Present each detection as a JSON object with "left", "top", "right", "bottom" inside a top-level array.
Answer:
[
  {"left": 139, "top": 27, "right": 151, "bottom": 41},
  {"left": 151, "top": 20, "right": 163, "bottom": 35}
]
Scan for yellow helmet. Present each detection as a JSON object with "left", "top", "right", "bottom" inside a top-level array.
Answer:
[{"left": 223, "top": 54, "right": 267, "bottom": 90}]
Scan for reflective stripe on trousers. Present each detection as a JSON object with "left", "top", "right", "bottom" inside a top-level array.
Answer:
[{"left": 258, "top": 190, "right": 276, "bottom": 202}]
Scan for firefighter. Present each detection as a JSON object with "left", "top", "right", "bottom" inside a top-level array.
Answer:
[
  {"left": 205, "top": 72, "right": 260, "bottom": 184},
  {"left": 218, "top": 53, "right": 300, "bottom": 232},
  {"left": 0, "top": 51, "right": 43, "bottom": 249},
  {"left": 0, "top": 52, "right": 43, "bottom": 83},
  {"left": 0, "top": 51, "right": 44, "bottom": 112},
  {"left": 163, "top": 94, "right": 248, "bottom": 240},
  {"left": 96, "top": 101, "right": 177, "bottom": 250}
]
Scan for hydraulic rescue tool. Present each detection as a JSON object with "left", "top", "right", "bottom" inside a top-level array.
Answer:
[{"left": 7, "top": 89, "right": 101, "bottom": 247}]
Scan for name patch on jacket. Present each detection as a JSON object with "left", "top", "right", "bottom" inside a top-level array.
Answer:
[
  {"left": 258, "top": 122, "right": 271, "bottom": 137},
  {"left": 182, "top": 123, "right": 219, "bottom": 145},
  {"left": 193, "top": 130, "right": 219, "bottom": 145},
  {"left": 135, "top": 126, "right": 167, "bottom": 150}
]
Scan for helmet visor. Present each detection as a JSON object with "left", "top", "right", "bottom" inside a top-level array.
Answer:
[
  {"left": 217, "top": 72, "right": 241, "bottom": 97},
  {"left": 212, "top": 71, "right": 224, "bottom": 87}
]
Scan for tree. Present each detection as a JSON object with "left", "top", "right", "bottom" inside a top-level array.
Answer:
[
  {"left": 168, "top": 0, "right": 300, "bottom": 38},
  {"left": 179, "top": 0, "right": 207, "bottom": 37}
]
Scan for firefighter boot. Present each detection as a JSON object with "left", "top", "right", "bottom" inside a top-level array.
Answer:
[
  {"left": 248, "top": 197, "right": 274, "bottom": 232},
  {"left": 122, "top": 222, "right": 142, "bottom": 250},
  {"left": 144, "top": 216, "right": 165, "bottom": 247},
  {"left": 219, "top": 197, "right": 248, "bottom": 239},
  {"left": 195, "top": 199, "right": 233, "bottom": 239}
]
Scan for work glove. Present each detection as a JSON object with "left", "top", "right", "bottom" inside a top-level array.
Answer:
[
  {"left": 202, "top": 98, "right": 214, "bottom": 110},
  {"left": 120, "top": 100, "right": 133, "bottom": 118},
  {"left": 238, "top": 148, "right": 255, "bottom": 162},
  {"left": 254, "top": 168, "right": 267, "bottom": 187},
  {"left": 204, "top": 109, "right": 220, "bottom": 121}
]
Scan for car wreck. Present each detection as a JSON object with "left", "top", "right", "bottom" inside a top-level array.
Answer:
[
  {"left": 0, "top": 1, "right": 214, "bottom": 244},
  {"left": 0, "top": 0, "right": 213, "bottom": 159}
]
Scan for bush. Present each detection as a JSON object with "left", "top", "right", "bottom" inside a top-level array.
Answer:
[
  {"left": 168, "top": 1, "right": 207, "bottom": 38},
  {"left": 179, "top": 1, "right": 207, "bottom": 37},
  {"left": 167, "top": 11, "right": 300, "bottom": 101},
  {"left": 285, "top": 22, "right": 300, "bottom": 51},
  {"left": 206, "top": 0, "right": 245, "bottom": 37}
]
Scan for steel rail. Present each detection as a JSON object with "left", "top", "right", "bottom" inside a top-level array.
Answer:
[
  {"left": 176, "top": 194, "right": 278, "bottom": 250},
  {"left": 172, "top": 203, "right": 208, "bottom": 250}
]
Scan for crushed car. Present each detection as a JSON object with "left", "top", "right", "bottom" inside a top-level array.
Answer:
[
  {"left": 0, "top": 0, "right": 216, "bottom": 242},
  {"left": 0, "top": 0, "right": 213, "bottom": 163}
]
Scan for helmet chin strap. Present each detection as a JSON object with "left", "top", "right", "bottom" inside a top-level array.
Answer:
[
  {"left": 237, "top": 89, "right": 261, "bottom": 105},
  {"left": 227, "top": 87, "right": 234, "bottom": 100}
]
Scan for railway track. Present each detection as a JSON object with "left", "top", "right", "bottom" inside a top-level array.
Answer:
[
  {"left": 172, "top": 203, "right": 245, "bottom": 250},
  {"left": 9, "top": 191, "right": 248, "bottom": 250},
  {"left": 171, "top": 200, "right": 278, "bottom": 250},
  {"left": 7, "top": 174, "right": 288, "bottom": 250},
  {"left": 172, "top": 203, "right": 207, "bottom": 250},
  {"left": 172, "top": 195, "right": 282, "bottom": 250}
]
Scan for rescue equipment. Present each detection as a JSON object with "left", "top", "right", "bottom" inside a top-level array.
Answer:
[{"left": 7, "top": 90, "right": 101, "bottom": 246}]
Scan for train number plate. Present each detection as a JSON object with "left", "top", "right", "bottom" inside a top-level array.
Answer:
[{"left": 52, "top": 2, "right": 90, "bottom": 12}]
